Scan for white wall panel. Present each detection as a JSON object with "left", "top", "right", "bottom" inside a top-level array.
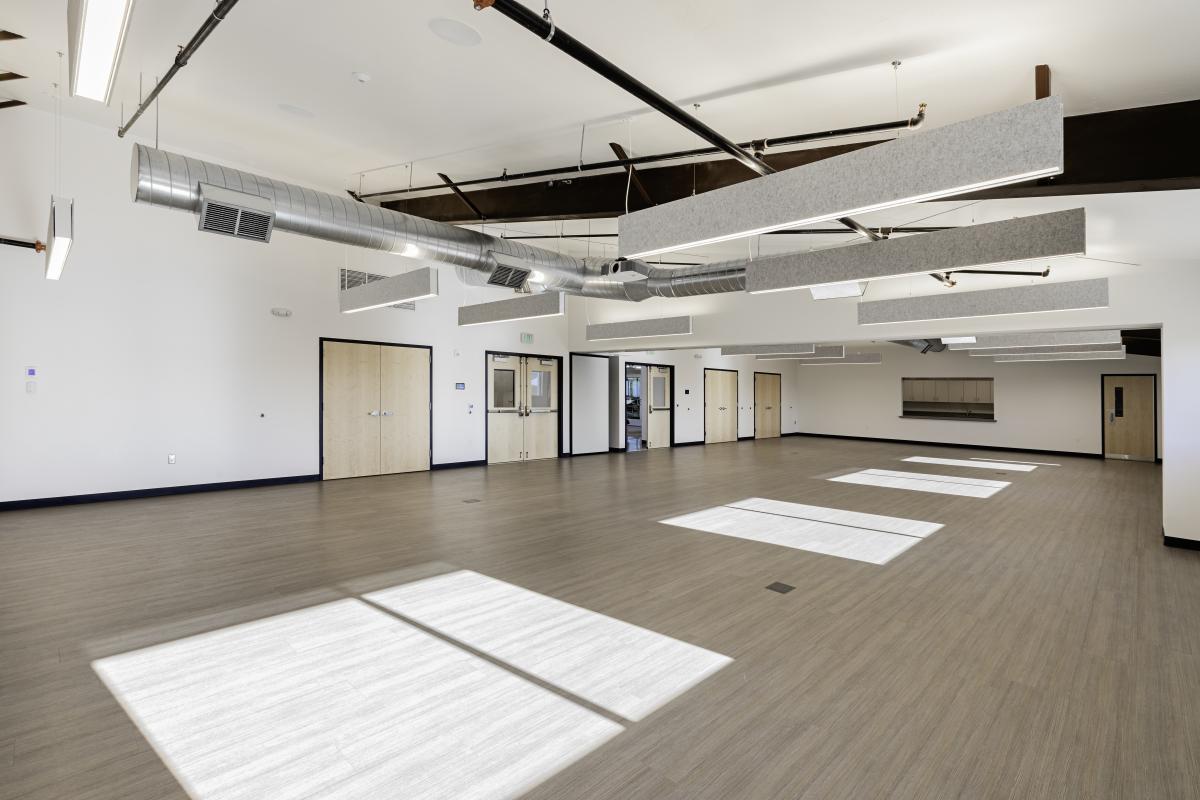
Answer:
[{"left": 570, "top": 354, "right": 610, "bottom": 455}]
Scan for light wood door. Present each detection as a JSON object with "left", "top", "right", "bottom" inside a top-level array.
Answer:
[
  {"left": 487, "top": 354, "right": 560, "bottom": 463},
  {"left": 524, "top": 357, "right": 559, "bottom": 460},
  {"left": 380, "top": 346, "right": 431, "bottom": 474},
  {"left": 1103, "top": 375, "right": 1156, "bottom": 461},
  {"left": 705, "top": 370, "right": 738, "bottom": 444},
  {"left": 646, "top": 366, "right": 671, "bottom": 448},
  {"left": 488, "top": 354, "right": 524, "bottom": 464},
  {"left": 322, "top": 342, "right": 381, "bottom": 480},
  {"left": 754, "top": 373, "right": 782, "bottom": 439}
]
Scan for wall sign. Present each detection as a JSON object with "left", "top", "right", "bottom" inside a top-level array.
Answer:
[{"left": 455, "top": 382, "right": 466, "bottom": 390}]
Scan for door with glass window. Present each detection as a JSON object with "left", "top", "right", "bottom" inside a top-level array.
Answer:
[
  {"left": 646, "top": 366, "right": 672, "bottom": 448},
  {"left": 487, "top": 353, "right": 560, "bottom": 464}
]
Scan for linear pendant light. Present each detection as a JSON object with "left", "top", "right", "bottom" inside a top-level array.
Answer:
[
  {"left": 756, "top": 345, "right": 846, "bottom": 360},
  {"left": 809, "top": 282, "right": 866, "bottom": 300},
  {"left": 797, "top": 353, "right": 882, "bottom": 365},
  {"left": 67, "top": 0, "right": 136, "bottom": 104},
  {"left": 993, "top": 347, "right": 1126, "bottom": 362},
  {"left": 748, "top": 208, "right": 1085, "bottom": 294},
  {"left": 44, "top": 196, "right": 74, "bottom": 280},
  {"left": 586, "top": 315, "right": 692, "bottom": 341},
  {"left": 618, "top": 97, "right": 1064, "bottom": 258},
  {"left": 967, "top": 342, "right": 1124, "bottom": 357},
  {"left": 340, "top": 267, "right": 439, "bottom": 313},
  {"left": 721, "top": 343, "right": 815, "bottom": 356},
  {"left": 458, "top": 291, "right": 565, "bottom": 326},
  {"left": 941, "top": 336, "right": 977, "bottom": 344},
  {"left": 858, "top": 278, "right": 1108, "bottom": 325},
  {"left": 949, "top": 329, "right": 1122, "bottom": 350}
]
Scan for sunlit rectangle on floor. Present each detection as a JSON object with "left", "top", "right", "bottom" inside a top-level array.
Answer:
[
  {"left": 903, "top": 456, "right": 1037, "bottom": 472},
  {"left": 969, "top": 457, "right": 1061, "bottom": 466},
  {"left": 830, "top": 469, "right": 1010, "bottom": 498},
  {"left": 94, "top": 599, "right": 622, "bottom": 800},
  {"left": 726, "top": 497, "right": 943, "bottom": 538},
  {"left": 366, "top": 570, "right": 731, "bottom": 722},
  {"left": 659, "top": 504, "right": 935, "bottom": 564}
]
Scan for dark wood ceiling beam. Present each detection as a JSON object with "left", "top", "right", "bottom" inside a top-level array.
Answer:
[
  {"left": 609, "top": 142, "right": 654, "bottom": 207},
  {"left": 382, "top": 99, "right": 1200, "bottom": 224},
  {"left": 1035, "top": 64, "right": 1051, "bottom": 100},
  {"left": 0, "top": 99, "right": 26, "bottom": 110}
]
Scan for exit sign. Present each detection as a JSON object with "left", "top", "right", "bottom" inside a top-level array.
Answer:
[{"left": 520, "top": 333, "right": 534, "bottom": 344}]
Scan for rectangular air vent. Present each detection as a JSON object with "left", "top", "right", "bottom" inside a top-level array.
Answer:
[
  {"left": 487, "top": 264, "right": 530, "bottom": 288},
  {"left": 197, "top": 183, "right": 275, "bottom": 243}
]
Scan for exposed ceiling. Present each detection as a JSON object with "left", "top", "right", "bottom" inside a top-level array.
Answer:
[{"left": 2, "top": 0, "right": 1199, "bottom": 195}]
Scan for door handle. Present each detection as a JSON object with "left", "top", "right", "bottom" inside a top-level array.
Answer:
[
  {"left": 1108, "top": 410, "right": 1115, "bottom": 423},
  {"left": 381, "top": 411, "right": 394, "bottom": 417},
  {"left": 367, "top": 410, "right": 380, "bottom": 416}
]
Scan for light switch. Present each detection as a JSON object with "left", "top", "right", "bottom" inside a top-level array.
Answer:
[
  {"left": 167, "top": 454, "right": 176, "bottom": 464},
  {"left": 25, "top": 381, "right": 37, "bottom": 394}
]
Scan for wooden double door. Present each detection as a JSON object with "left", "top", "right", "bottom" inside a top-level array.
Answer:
[
  {"left": 704, "top": 369, "right": 738, "bottom": 444},
  {"left": 754, "top": 372, "right": 782, "bottom": 439},
  {"left": 322, "top": 340, "right": 431, "bottom": 479},
  {"left": 1102, "top": 375, "right": 1156, "bottom": 461},
  {"left": 488, "top": 353, "right": 560, "bottom": 464}
]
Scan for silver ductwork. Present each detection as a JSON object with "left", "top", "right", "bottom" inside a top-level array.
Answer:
[{"left": 130, "top": 144, "right": 746, "bottom": 301}]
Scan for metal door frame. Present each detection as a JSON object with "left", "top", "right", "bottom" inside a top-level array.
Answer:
[
  {"left": 753, "top": 371, "right": 782, "bottom": 439},
  {"left": 623, "top": 361, "right": 676, "bottom": 451}
]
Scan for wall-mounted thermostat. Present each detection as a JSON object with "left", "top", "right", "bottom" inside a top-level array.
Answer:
[{"left": 455, "top": 382, "right": 465, "bottom": 390}]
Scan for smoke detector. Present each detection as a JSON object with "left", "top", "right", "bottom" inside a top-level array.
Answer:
[{"left": 352, "top": 71, "right": 371, "bottom": 84}]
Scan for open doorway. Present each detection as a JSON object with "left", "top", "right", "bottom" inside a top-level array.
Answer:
[{"left": 624, "top": 362, "right": 674, "bottom": 452}]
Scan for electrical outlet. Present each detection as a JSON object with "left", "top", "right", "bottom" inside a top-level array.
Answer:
[{"left": 167, "top": 454, "right": 176, "bottom": 464}]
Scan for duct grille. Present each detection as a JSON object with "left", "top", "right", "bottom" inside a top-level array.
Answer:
[
  {"left": 197, "top": 183, "right": 275, "bottom": 243},
  {"left": 235, "top": 210, "right": 273, "bottom": 241},
  {"left": 339, "top": 268, "right": 415, "bottom": 311},
  {"left": 487, "top": 264, "right": 530, "bottom": 288}
]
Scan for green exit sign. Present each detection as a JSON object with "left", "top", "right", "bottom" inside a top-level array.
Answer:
[{"left": 520, "top": 333, "right": 534, "bottom": 344}]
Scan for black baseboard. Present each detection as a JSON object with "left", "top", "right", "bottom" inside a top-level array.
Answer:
[
  {"left": 738, "top": 435, "right": 754, "bottom": 441},
  {"left": 609, "top": 446, "right": 627, "bottom": 453},
  {"left": 430, "top": 459, "right": 487, "bottom": 471},
  {"left": 1164, "top": 531, "right": 1200, "bottom": 551},
  {"left": 568, "top": 450, "right": 610, "bottom": 458},
  {"left": 674, "top": 440, "right": 705, "bottom": 447},
  {"left": 0, "top": 474, "right": 320, "bottom": 512},
  {"left": 790, "top": 432, "right": 1103, "bottom": 460}
]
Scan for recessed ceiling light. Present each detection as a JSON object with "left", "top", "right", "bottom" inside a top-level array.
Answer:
[
  {"left": 351, "top": 71, "right": 372, "bottom": 84},
  {"left": 428, "top": 17, "right": 483, "bottom": 47},
  {"left": 277, "top": 103, "right": 315, "bottom": 118}
]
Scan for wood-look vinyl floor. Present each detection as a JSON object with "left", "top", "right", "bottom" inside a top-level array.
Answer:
[{"left": 0, "top": 437, "right": 1193, "bottom": 799}]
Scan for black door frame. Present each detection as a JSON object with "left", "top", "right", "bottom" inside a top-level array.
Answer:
[
  {"left": 568, "top": 352, "right": 612, "bottom": 456},
  {"left": 1100, "top": 373, "right": 1159, "bottom": 461},
  {"left": 623, "top": 361, "right": 676, "bottom": 451},
  {"left": 703, "top": 367, "right": 739, "bottom": 444},
  {"left": 752, "top": 371, "right": 783, "bottom": 439},
  {"left": 484, "top": 350, "right": 565, "bottom": 463},
  {"left": 318, "top": 337, "right": 434, "bottom": 480}
]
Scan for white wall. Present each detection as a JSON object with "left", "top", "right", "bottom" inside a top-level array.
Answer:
[
  {"left": 606, "top": 349, "right": 800, "bottom": 447},
  {"left": 0, "top": 110, "right": 573, "bottom": 502},
  {"left": 793, "top": 344, "right": 1162, "bottom": 455},
  {"left": 569, "top": 354, "right": 609, "bottom": 455}
]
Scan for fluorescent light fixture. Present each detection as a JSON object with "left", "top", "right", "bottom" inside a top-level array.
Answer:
[
  {"left": 721, "top": 343, "right": 815, "bottom": 356},
  {"left": 750, "top": 209, "right": 1085, "bottom": 295},
  {"left": 858, "top": 278, "right": 1108, "bottom": 325},
  {"left": 798, "top": 353, "right": 882, "bottom": 365},
  {"left": 940, "top": 336, "right": 977, "bottom": 345},
  {"left": 756, "top": 345, "right": 846, "bottom": 360},
  {"left": 458, "top": 291, "right": 565, "bottom": 326},
  {"left": 45, "top": 196, "right": 74, "bottom": 280},
  {"left": 67, "top": 0, "right": 136, "bottom": 104},
  {"left": 586, "top": 315, "right": 692, "bottom": 341},
  {"left": 618, "top": 97, "right": 1064, "bottom": 258},
  {"left": 993, "top": 347, "right": 1127, "bottom": 362},
  {"left": 340, "top": 267, "right": 439, "bottom": 313},
  {"left": 967, "top": 342, "right": 1124, "bottom": 357},
  {"left": 809, "top": 282, "right": 866, "bottom": 300},
  {"left": 949, "top": 329, "right": 1122, "bottom": 350}
]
